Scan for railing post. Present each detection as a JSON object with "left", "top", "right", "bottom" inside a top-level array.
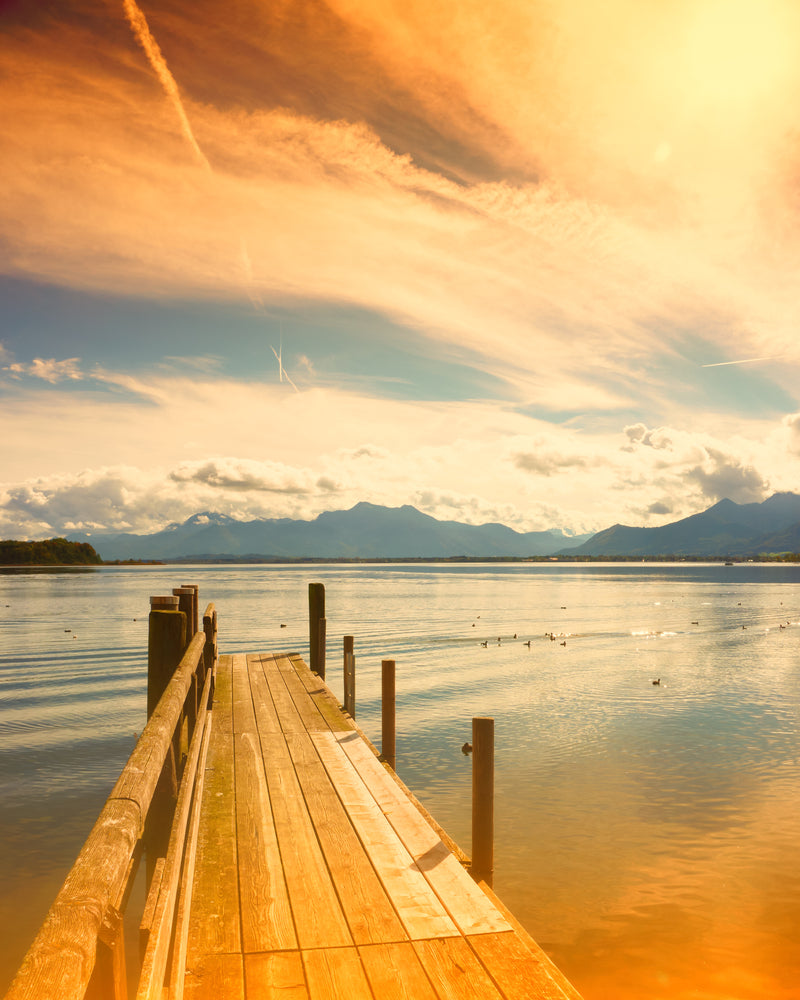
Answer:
[
  {"left": 308, "top": 582, "right": 325, "bottom": 675},
  {"left": 471, "top": 716, "right": 494, "bottom": 887},
  {"left": 202, "top": 604, "right": 217, "bottom": 700},
  {"left": 146, "top": 596, "right": 184, "bottom": 878},
  {"left": 148, "top": 596, "right": 185, "bottom": 718},
  {"left": 318, "top": 617, "right": 327, "bottom": 681},
  {"left": 381, "top": 659, "right": 396, "bottom": 770},
  {"left": 172, "top": 588, "right": 195, "bottom": 651},
  {"left": 181, "top": 583, "right": 199, "bottom": 636}
]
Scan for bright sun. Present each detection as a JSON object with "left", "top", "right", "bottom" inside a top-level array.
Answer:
[{"left": 682, "top": 0, "right": 794, "bottom": 107}]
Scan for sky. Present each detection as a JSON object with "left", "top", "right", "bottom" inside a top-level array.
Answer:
[{"left": 2, "top": 0, "right": 800, "bottom": 540}]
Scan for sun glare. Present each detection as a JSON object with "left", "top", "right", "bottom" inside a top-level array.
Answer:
[{"left": 682, "top": 0, "right": 794, "bottom": 107}]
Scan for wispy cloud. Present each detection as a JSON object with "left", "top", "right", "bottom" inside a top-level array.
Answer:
[
  {"left": 121, "top": 0, "right": 211, "bottom": 172},
  {"left": 3, "top": 358, "right": 83, "bottom": 383}
]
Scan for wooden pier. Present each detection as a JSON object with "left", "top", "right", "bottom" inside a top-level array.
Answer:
[{"left": 5, "top": 588, "right": 584, "bottom": 1000}]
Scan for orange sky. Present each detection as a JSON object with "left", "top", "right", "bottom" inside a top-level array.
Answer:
[{"left": 2, "top": 0, "right": 800, "bottom": 536}]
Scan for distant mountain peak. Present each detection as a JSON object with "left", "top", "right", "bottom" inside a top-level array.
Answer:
[{"left": 183, "top": 512, "right": 236, "bottom": 527}]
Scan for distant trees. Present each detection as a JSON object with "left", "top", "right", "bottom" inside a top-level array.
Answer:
[{"left": 0, "top": 538, "right": 103, "bottom": 565}]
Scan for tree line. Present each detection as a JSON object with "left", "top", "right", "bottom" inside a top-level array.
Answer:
[{"left": 0, "top": 538, "right": 103, "bottom": 565}]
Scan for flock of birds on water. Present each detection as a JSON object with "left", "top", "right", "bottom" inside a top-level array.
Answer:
[{"left": 471, "top": 601, "right": 796, "bottom": 688}]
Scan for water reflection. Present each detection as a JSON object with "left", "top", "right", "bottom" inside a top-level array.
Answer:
[{"left": 1, "top": 563, "right": 800, "bottom": 998}]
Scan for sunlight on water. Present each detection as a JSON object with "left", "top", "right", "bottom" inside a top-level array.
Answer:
[{"left": 1, "top": 562, "right": 799, "bottom": 998}]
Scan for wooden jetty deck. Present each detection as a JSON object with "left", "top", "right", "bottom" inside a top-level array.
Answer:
[{"left": 5, "top": 588, "right": 584, "bottom": 1000}]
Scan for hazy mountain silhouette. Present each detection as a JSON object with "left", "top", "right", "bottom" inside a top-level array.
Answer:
[
  {"left": 562, "top": 492, "right": 800, "bottom": 557},
  {"left": 68, "top": 503, "right": 590, "bottom": 560}
]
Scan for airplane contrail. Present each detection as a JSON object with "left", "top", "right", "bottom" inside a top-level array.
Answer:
[
  {"left": 122, "top": 0, "right": 211, "bottom": 172},
  {"left": 271, "top": 342, "right": 300, "bottom": 393},
  {"left": 701, "top": 355, "right": 782, "bottom": 368},
  {"left": 123, "top": 1, "right": 302, "bottom": 392}
]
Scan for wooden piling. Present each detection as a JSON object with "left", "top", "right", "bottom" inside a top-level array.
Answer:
[
  {"left": 172, "top": 588, "right": 195, "bottom": 654},
  {"left": 471, "top": 716, "right": 495, "bottom": 887},
  {"left": 318, "top": 616, "right": 327, "bottom": 680},
  {"left": 308, "top": 582, "right": 325, "bottom": 675},
  {"left": 381, "top": 659, "right": 396, "bottom": 770},
  {"left": 148, "top": 597, "right": 185, "bottom": 718},
  {"left": 343, "top": 635, "right": 355, "bottom": 718},
  {"left": 180, "top": 583, "right": 199, "bottom": 636}
]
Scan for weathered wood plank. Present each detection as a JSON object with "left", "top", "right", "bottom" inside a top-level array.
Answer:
[
  {"left": 137, "top": 676, "right": 213, "bottom": 999},
  {"left": 212, "top": 654, "right": 234, "bottom": 735},
  {"left": 251, "top": 702, "right": 352, "bottom": 951},
  {"left": 231, "top": 652, "right": 257, "bottom": 735},
  {"left": 168, "top": 713, "right": 214, "bottom": 1000},
  {"left": 244, "top": 952, "right": 308, "bottom": 999},
  {"left": 184, "top": 726, "right": 240, "bottom": 963},
  {"left": 247, "top": 654, "right": 282, "bottom": 736},
  {"left": 234, "top": 728, "right": 297, "bottom": 952},
  {"left": 183, "top": 954, "right": 244, "bottom": 1000},
  {"left": 413, "top": 937, "right": 504, "bottom": 1000},
  {"left": 288, "top": 653, "right": 354, "bottom": 733},
  {"left": 358, "top": 942, "right": 439, "bottom": 1000},
  {"left": 262, "top": 653, "right": 308, "bottom": 734},
  {"left": 302, "top": 947, "right": 373, "bottom": 1000},
  {"left": 325, "top": 730, "right": 512, "bottom": 936},
  {"left": 275, "top": 654, "right": 330, "bottom": 732},
  {"left": 311, "top": 731, "right": 459, "bottom": 941},
  {"left": 285, "top": 730, "right": 407, "bottom": 945},
  {"left": 468, "top": 931, "right": 581, "bottom": 1000}
]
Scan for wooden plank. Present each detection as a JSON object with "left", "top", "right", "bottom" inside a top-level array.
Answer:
[
  {"left": 234, "top": 728, "right": 297, "bottom": 952},
  {"left": 183, "top": 954, "right": 244, "bottom": 1000},
  {"left": 324, "top": 731, "right": 512, "bottom": 936},
  {"left": 285, "top": 730, "right": 407, "bottom": 945},
  {"left": 310, "top": 732, "right": 459, "bottom": 941},
  {"left": 137, "top": 682, "right": 212, "bottom": 1000},
  {"left": 169, "top": 713, "right": 214, "bottom": 1000},
  {"left": 413, "top": 937, "right": 504, "bottom": 1000},
  {"left": 302, "top": 947, "right": 373, "bottom": 1000},
  {"left": 275, "top": 654, "right": 331, "bottom": 732},
  {"left": 290, "top": 655, "right": 354, "bottom": 733},
  {"left": 212, "top": 654, "right": 234, "bottom": 734},
  {"left": 185, "top": 726, "right": 240, "bottom": 963},
  {"left": 468, "top": 932, "right": 581, "bottom": 1000},
  {"left": 251, "top": 696, "right": 352, "bottom": 951},
  {"left": 359, "top": 942, "right": 439, "bottom": 1000},
  {"left": 244, "top": 952, "right": 308, "bottom": 1000},
  {"left": 247, "top": 654, "right": 282, "bottom": 736},
  {"left": 231, "top": 652, "right": 257, "bottom": 734},
  {"left": 262, "top": 653, "right": 308, "bottom": 734}
]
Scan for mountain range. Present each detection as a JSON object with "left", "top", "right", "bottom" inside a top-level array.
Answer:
[
  {"left": 67, "top": 502, "right": 591, "bottom": 560},
  {"left": 66, "top": 493, "right": 800, "bottom": 561}
]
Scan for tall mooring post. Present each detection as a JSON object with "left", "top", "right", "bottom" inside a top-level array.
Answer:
[
  {"left": 308, "top": 582, "right": 325, "bottom": 677},
  {"left": 147, "top": 595, "right": 186, "bottom": 717},
  {"left": 471, "top": 716, "right": 495, "bottom": 887},
  {"left": 343, "top": 635, "right": 355, "bottom": 718},
  {"left": 381, "top": 659, "right": 396, "bottom": 770}
]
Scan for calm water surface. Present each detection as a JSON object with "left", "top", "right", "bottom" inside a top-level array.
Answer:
[{"left": 1, "top": 563, "right": 799, "bottom": 998}]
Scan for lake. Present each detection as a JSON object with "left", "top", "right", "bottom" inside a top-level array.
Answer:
[{"left": 1, "top": 562, "right": 799, "bottom": 998}]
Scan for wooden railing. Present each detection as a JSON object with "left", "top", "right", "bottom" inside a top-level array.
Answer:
[{"left": 5, "top": 593, "right": 218, "bottom": 1000}]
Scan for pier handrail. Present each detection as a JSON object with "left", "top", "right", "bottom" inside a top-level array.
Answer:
[{"left": 5, "top": 603, "right": 217, "bottom": 1000}]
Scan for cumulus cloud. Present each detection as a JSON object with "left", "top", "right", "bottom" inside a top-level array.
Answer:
[
  {"left": 783, "top": 412, "right": 800, "bottom": 454},
  {"left": 684, "top": 447, "right": 768, "bottom": 504},
  {"left": 622, "top": 423, "right": 673, "bottom": 451},
  {"left": 513, "top": 451, "right": 589, "bottom": 476},
  {"left": 169, "top": 458, "right": 316, "bottom": 495}
]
